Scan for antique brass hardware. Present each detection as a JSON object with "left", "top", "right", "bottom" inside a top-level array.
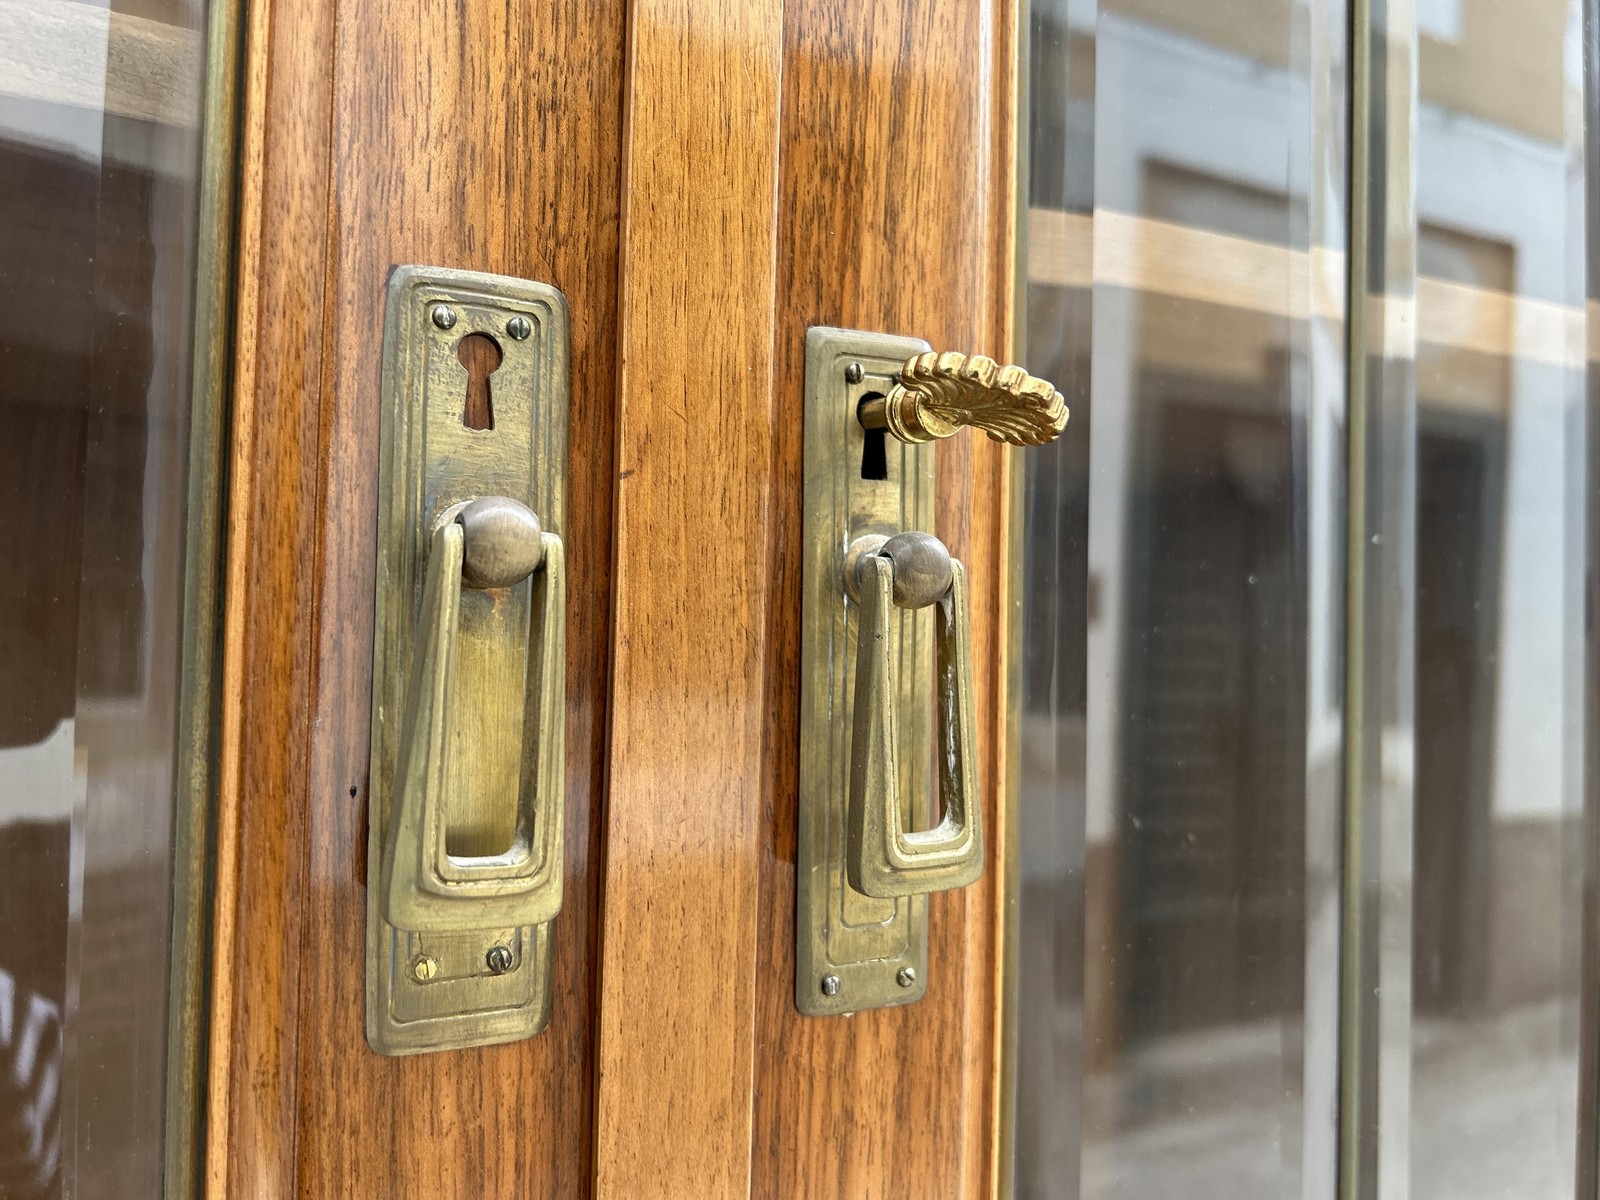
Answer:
[
  {"left": 856, "top": 350, "right": 1067, "bottom": 446},
  {"left": 798, "top": 327, "right": 934, "bottom": 1017},
  {"left": 368, "top": 266, "right": 568, "bottom": 1055},
  {"left": 797, "top": 328, "right": 1065, "bottom": 1017},
  {"left": 382, "top": 497, "right": 564, "bottom": 935},
  {"left": 846, "top": 532, "right": 981, "bottom": 899}
]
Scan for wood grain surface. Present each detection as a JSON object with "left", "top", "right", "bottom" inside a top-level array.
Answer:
[
  {"left": 208, "top": 0, "right": 626, "bottom": 1194},
  {"left": 205, "top": 0, "right": 332, "bottom": 1186},
  {"left": 213, "top": 0, "right": 1017, "bottom": 1194},
  {"left": 747, "top": 0, "right": 1018, "bottom": 1195},
  {"left": 591, "top": 0, "right": 785, "bottom": 1195}
]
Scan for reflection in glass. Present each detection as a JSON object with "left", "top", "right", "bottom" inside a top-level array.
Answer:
[
  {"left": 0, "top": 2, "right": 211, "bottom": 1195},
  {"left": 1015, "top": 0, "right": 1347, "bottom": 1195},
  {"left": 1017, "top": 0, "right": 1598, "bottom": 1195},
  {"left": 1397, "top": 1, "right": 1592, "bottom": 1193}
]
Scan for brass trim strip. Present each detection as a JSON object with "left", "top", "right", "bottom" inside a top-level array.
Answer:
[
  {"left": 995, "top": 0, "right": 1028, "bottom": 1188},
  {"left": 994, "top": 436, "right": 1025, "bottom": 1200},
  {"left": 1337, "top": 0, "right": 1371, "bottom": 1194},
  {"left": 164, "top": 0, "right": 244, "bottom": 1195}
]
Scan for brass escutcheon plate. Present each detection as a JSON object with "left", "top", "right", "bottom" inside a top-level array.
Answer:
[
  {"left": 367, "top": 266, "right": 568, "bottom": 1054},
  {"left": 797, "top": 327, "right": 935, "bottom": 1016}
]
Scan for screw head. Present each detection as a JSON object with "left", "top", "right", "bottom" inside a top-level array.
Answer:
[
  {"left": 896, "top": 966, "right": 917, "bottom": 988},
  {"left": 411, "top": 955, "right": 438, "bottom": 982},
  {"left": 486, "top": 945, "right": 514, "bottom": 975},
  {"left": 845, "top": 362, "right": 864, "bottom": 384},
  {"left": 430, "top": 303, "right": 457, "bottom": 330},
  {"left": 820, "top": 974, "right": 842, "bottom": 997},
  {"left": 506, "top": 314, "right": 532, "bottom": 340}
]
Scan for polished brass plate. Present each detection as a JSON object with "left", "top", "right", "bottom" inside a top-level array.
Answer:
[
  {"left": 798, "top": 327, "right": 935, "bottom": 1016},
  {"left": 367, "top": 266, "right": 568, "bottom": 1054}
]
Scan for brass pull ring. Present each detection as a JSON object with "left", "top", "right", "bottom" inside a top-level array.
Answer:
[
  {"left": 846, "top": 532, "right": 983, "bottom": 898},
  {"left": 382, "top": 496, "right": 566, "bottom": 933}
]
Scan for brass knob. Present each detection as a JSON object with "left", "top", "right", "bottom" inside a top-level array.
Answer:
[
  {"left": 858, "top": 350, "right": 1068, "bottom": 447},
  {"left": 843, "top": 531, "right": 952, "bottom": 608},
  {"left": 456, "top": 496, "right": 545, "bottom": 590},
  {"left": 847, "top": 529, "right": 980, "bottom": 899}
]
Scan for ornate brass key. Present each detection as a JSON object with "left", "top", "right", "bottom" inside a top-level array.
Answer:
[{"left": 857, "top": 350, "right": 1068, "bottom": 446}]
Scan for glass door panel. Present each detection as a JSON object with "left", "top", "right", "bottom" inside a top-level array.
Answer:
[
  {"left": 0, "top": 2, "right": 223, "bottom": 1195},
  {"left": 1013, "top": 0, "right": 1597, "bottom": 1197},
  {"left": 1016, "top": 0, "right": 1349, "bottom": 1194},
  {"left": 1356, "top": 0, "right": 1595, "bottom": 1194}
]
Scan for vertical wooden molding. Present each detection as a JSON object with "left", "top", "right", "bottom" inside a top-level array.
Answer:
[
  {"left": 207, "top": 0, "right": 336, "bottom": 1191},
  {"left": 594, "top": 1, "right": 786, "bottom": 1194},
  {"left": 747, "top": 0, "right": 1015, "bottom": 1194},
  {"left": 960, "top": 8, "right": 1019, "bottom": 1191},
  {"left": 212, "top": 0, "right": 626, "bottom": 1195}
]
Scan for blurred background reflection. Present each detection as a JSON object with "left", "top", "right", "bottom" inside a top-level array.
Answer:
[
  {"left": 0, "top": 2, "right": 210, "bottom": 1195},
  {"left": 1013, "top": 0, "right": 1594, "bottom": 1196}
]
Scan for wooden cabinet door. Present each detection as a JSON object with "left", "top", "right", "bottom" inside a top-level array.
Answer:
[{"left": 211, "top": 1, "right": 1017, "bottom": 1196}]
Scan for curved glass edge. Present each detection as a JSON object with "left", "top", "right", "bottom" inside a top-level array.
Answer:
[{"left": 1582, "top": 5, "right": 1600, "bottom": 1191}]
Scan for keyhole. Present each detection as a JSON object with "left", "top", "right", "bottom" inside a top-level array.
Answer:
[
  {"left": 457, "top": 333, "right": 502, "bottom": 431},
  {"left": 858, "top": 393, "right": 888, "bottom": 480}
]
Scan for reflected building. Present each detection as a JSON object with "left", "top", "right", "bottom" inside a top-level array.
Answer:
[{"left": 1016, "top": 0, "right": 1592, "bottom": 1195}]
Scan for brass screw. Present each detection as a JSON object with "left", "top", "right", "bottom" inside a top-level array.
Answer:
[
  {"left": 412, "top": 955, "right": 438, "bottom": 982},
  {"left": 506, "top": 314, "right": 532, "bottom": 340},
  {"left": 896, "top": 967, "right": 917, "bottom": 988},
  {"left": 820, "top": 974, "right": 841, "bottom": 997},
  {"left": 430, "top": 304, "right": 457, "bottom": 330},
  {"left": 486, "top": 945, "right": 514, "bottom": 975}
]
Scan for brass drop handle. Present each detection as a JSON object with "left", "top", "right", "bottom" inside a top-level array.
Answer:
[
  {"left": 840, "top": 352, "right": 1066, "bottom": 900},
  {"left": 369, "top": 267, "right": 570, "bottom": 1053},
  {"left": 857, "top": 350, "right": 1069, "bottom": 446},
  {"left": 796, "top": 327, "right": 1068, "bottom": 1016},
  {"left": 843, "top": 531, "right": 981, "bottom": 898},
  {"left": 382, "top": 495, "right": 565, "bottom": 934}
]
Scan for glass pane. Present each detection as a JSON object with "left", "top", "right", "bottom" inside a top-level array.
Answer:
[
  {"left": 0, "top": 2, "right": 214, "bottom": 1195},
  {"left": 1357, "top": 0, "right": 1596, "bottom": 1194},
  {"left": 1014, "top": 0, "right": 1348, "bottom": 1195},
  {"left": 1018, "top": 0, "right": 1600, "bottom": 1194}
]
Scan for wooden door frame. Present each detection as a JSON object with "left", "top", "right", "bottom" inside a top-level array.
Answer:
[
  {"left": 207, "top": 0, "right": 626, "bottom": 1190},
  {"left": 206, "top": 0, "right": 1022, "bottom": 1194}
]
